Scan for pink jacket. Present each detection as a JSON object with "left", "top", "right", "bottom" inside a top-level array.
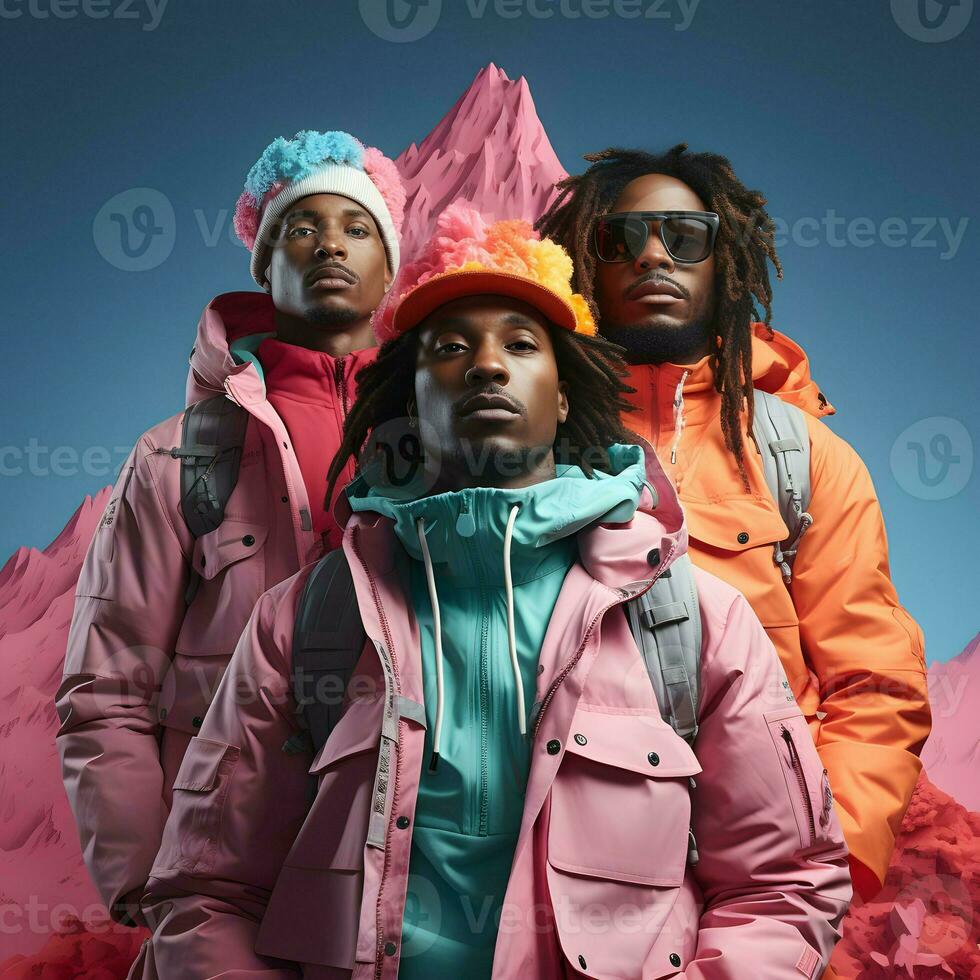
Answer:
[
  {"left": 55, "top": 291, "right": 376, "bottom": 923},
  {"left": 137, "top": 447, "right": 851, "bottom": 979}
]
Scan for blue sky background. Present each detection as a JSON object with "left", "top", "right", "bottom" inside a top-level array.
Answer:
[{"left": 1, "top": 0, "right": 976, "bottom": 663}]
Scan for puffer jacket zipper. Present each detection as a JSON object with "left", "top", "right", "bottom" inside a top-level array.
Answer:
[
  {"left": 335, "top": 356, "right": 349, "bottom": 420},
  {"left": 781, "top": 724, "right": 816, "bottom": 845},
  {"left": 532, "top": 549, "right": 674, "bottom": 739},
  {"left": 533, "top": 585, "right": 636, "bottom": 738},
  {"left": 473, "top": 510, "right": 492, "bottom": 838}
]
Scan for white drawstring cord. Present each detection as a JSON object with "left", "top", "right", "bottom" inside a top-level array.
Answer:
[
  {"left": 416, "top": 517, "right": 445, "bottom": 772},
  {"left": 669, "top": 369, "right": 690, "bottom": 465},
  {"left": 417, "top": 503, "right": 526, "bottom": 773},
  {"left": 503, "top": 504, "right": 526, "bottom": 736}
]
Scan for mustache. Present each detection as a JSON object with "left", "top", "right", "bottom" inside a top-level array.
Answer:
[
  {"left": 453, "top": 384, "right": 527, "bottom": 418},
  {"left": 624, "top": 271, "right": 690, "bottom": 300},
  {"left": 305, "top": 261, "right": 359, "bottom": 286}
]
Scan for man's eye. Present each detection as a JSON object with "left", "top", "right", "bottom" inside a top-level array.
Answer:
[
  {"left": 348, "top": 226, "right": 370, "bottom": 238},
  {"left": 508, "top": 340, "right": 537, "bottom": 351},
  {"left": 437, "top": 342, "right": 466, "bottom": 354},
  {"left": 288, "top": 226, "right": 315, "bottom": 238}
]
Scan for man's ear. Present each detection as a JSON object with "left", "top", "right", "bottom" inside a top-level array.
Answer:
[
  {"left": 557, "top": 380, "right": 569, "bottom": 424},
  {"left": 383, "top": 261, "right": 394, "bottom": 293},
  {"left": 262, "top": 264, "right": 273, "bottom": 293}
]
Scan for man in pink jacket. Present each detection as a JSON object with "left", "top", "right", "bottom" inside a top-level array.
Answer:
[
  {"left": 138, "top": 209, "right": 851, "bottom": 979},
  {"left": 55, "top": 130, "right": 405, "bottom": 928}
]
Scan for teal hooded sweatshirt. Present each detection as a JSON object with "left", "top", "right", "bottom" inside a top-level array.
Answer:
[{"left": 345, "top": 444, "right": 649, "bottom": 979}]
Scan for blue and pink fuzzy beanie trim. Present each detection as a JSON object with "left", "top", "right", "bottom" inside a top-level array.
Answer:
[{"left": 234, "top": 129, "right": 405, "bottom": 287}]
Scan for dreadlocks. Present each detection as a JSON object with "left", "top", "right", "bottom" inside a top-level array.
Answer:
[
  {"left": 324, "top": 324, "right": 641, "bottom": 510},
  {"left": 535, "top": 143, "right": 782, "bottom": 490}
]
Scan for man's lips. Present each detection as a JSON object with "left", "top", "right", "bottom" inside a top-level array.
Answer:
[
  {"left": 626, "top": 277, "right": 687, "bottom": 303},
  {"left": 456, "top": 392, "right": 523, "bottom": 419},
  {"left": 306, "top": 264, "right": 357, "bottom": 289}
]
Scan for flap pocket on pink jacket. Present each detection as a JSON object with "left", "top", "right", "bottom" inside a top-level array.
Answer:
[
  {"left": 155, "top": 736, "right": 241, "bottom": 876},
  {"left": 764, "top": 708, "right": 843, "bottom": 855},
  {"left": 172, "top": 736, "right": 239, "bottom": 791},
  {"left": 193, "top": 518, "right": 269, "bottom": 582},
  {"left": 548, "top": 708, "right": 700, "bottom": 886}
]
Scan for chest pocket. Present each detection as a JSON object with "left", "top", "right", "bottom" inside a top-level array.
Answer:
[
  {"left": 547, "top": 707, "right": 702, "bottom": 887},
  {"left": 684, "top": 495, "right": 798, "bottom": 628},
  {"left": 193, "top": 517, "right": 269, "bottom": 582},
  {"left": 174, "top": 518, "right": 269, "bottom": 657}
]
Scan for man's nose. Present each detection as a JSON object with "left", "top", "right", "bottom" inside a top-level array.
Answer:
[
  {"left": 314, "top": 226, "right": 347, "bottom": 261},
  {"left": 465, "top": 340, "right": 510, "bottom": 386},
  {"left": 634, "top": 221, "right": 673, "bottom": 274}
]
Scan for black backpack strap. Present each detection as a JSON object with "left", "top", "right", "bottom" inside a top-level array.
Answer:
[
  {"left": 285, "top": 548, "right": 367, "bottom": 802},
  {"left": 175, "top": 395, "right": 249, "bottom": 603}
]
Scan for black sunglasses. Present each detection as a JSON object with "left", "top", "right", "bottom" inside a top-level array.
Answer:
[{"left": 594, "top": 210, "right": 720, "bottom": 264}]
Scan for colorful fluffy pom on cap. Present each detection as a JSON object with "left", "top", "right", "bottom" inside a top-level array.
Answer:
[
  {"left": 233, "top": 129, "right": 405, "bottom": 288},
  {"left": 372, "top": 202, "right": 596, "bottom": 343}
]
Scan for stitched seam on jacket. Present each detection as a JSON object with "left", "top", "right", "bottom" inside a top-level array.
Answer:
[{"left": 140, "top": 436, "right": 192, "bottom": 562}]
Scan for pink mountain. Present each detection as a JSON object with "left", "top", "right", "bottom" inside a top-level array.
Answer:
[
  {"left": 0, "top": 490, "right": 111, "bottom": 963},
  {"left": 921, "top": 632, "right": 980, "bottom": 812},
  {"left": 394, "top": 62, "right": 567, "bottom": 258},
  {"left": 1, "top": 63, "right": 978, "bottom": 978}
]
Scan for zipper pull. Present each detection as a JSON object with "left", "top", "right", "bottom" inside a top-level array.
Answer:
[
  {"left": 456, "top": 497, "right": 476, "bottom": 537},
  {"left": 821, "top": 768, "right": 833, "bottom": 823},
  {"left": 686, "top": 827, "right": 699, "bottom": 866}
]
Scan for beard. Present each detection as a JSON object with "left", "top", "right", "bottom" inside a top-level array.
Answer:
[
  {"left": 600, "top": 316, "right": 712, "bottom": 365},
  {"left": 302, "top": 304, "right": 361, "bottom": 328}
]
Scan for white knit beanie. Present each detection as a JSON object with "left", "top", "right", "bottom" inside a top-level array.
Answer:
[{"left": 233, "top": 130, "right": 405, "bottom": 289}]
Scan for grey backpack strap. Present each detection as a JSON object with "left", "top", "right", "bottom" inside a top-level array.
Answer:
[
  {"left": 752, "top": 389, "right": 813, "bottom": 584},
  {"left": 625, "top": 553, "right": 701, "bottom": 749},
  {"left": 625, "top": 552, "right": 701, "bottom": 866},
  {"left": 178, "top": 395, "right": 250, "bottom": 537},
  {"left": 285, "top": 548, "right": 367, "bottom": 802},
  {"left": 171, "top": 395, "right": 250, "bottom": 604}
]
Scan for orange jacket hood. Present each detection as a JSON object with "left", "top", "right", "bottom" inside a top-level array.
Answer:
[{"left": 747, "top": 324, "right": 835, "bottom": 419}]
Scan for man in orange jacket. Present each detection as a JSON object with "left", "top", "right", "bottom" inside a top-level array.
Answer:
[{"left": 537, "top": 144, "right": 931, "bottom": 912}]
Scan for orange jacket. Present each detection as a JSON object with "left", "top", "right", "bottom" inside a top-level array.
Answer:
[{"left": 621, "top": 323, "right": 931, "bottom": 901}]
